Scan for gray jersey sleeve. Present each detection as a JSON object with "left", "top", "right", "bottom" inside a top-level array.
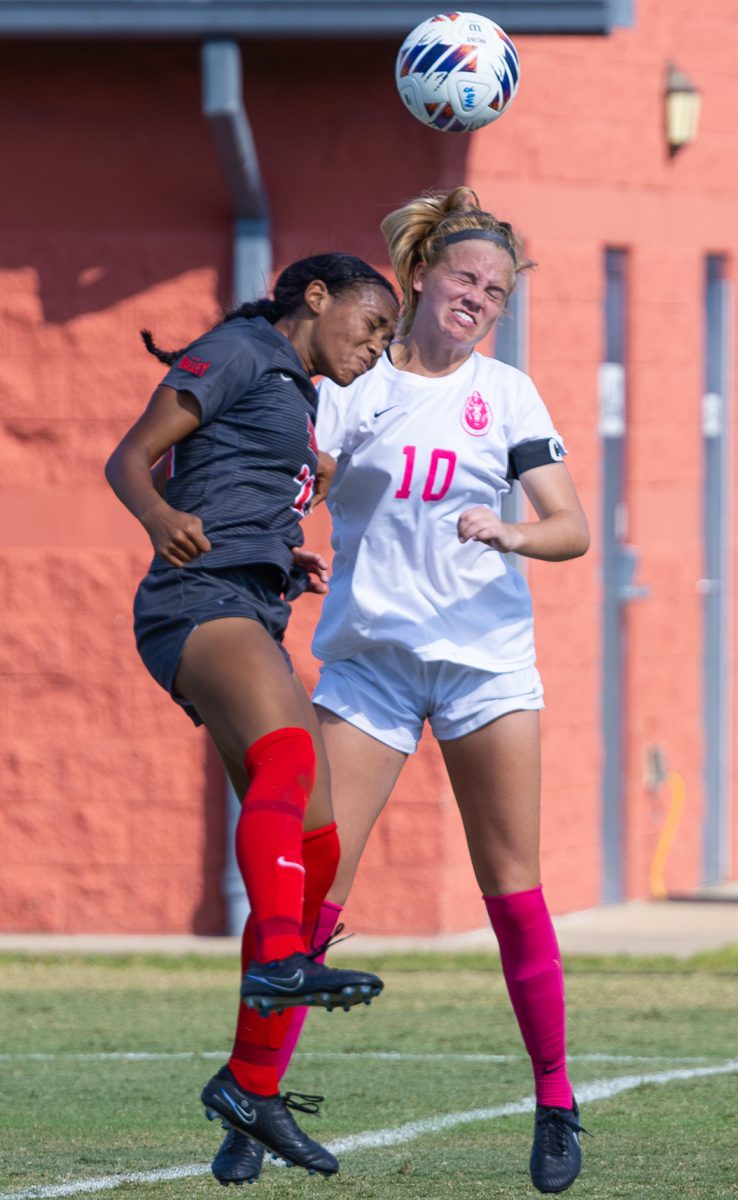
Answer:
[{"left": 160, "top": 325, "right": 260, "bottom": 424}]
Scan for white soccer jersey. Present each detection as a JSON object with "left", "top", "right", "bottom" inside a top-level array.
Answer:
[{"left": 313, "top": 349, "right": 565, "bottom": 672}]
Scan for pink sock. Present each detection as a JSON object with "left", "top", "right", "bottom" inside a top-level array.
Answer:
[
  {"left": 277, "top": 900, "right": 343, "bottom": 1080},
  {"left": 484, "top": 885, "right": 573, "bottom": 1109}
]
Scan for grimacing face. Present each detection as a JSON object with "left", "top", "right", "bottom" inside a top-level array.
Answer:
[
  {"left": 412, "top": 240, "right": 516, "bottom": 349},
  {"left": 313, "top": 284, "right": 398, "bottom": 386}
]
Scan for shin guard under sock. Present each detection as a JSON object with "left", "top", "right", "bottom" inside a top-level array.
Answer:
[
  {"left": 485, "top": 885, "right": 573, "bottom": 1109},
  {"left": 236, "top": 727, "right": 315, "bottom": 964},
  {"left": 229, "top": 823, "right": 340, "bottom": 1095}
]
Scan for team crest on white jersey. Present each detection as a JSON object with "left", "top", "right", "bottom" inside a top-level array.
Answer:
[{"left": 461, "top": 391, "right": 492, "bottom": 437}]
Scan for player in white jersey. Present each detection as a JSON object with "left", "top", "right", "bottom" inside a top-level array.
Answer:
[
  {"left": 311, "top": 188, "right": 590, "bottom": 1196},
  {"left": 222, "top": 190, "right": 590, "bottom": 1192}
]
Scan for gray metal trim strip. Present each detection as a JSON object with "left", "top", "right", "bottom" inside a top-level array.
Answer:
[{"left": 0, "top": 1, "right": 634, "bottom": 38}]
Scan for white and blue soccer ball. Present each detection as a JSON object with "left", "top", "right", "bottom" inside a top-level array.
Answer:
[{"left": 395, "top": 11, "right": 520, "bottom": 133}]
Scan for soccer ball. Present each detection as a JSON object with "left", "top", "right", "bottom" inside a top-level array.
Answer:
[{"left": 395, "top": 11, "right": 520, "bottom": 133}]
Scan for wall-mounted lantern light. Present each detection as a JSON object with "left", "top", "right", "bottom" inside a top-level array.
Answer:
[{"left": 666, "top": 63, "right": 701, "bottom": 155}]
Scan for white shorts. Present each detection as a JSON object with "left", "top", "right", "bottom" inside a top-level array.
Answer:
[{"left": 313, "top": 646, "right": 544, "bottom": 754}]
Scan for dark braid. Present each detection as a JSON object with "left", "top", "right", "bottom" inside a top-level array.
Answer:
[
  {"left": 140, "top": 328, "right": 183, "bottom": 366},
  {"left": 141, "top": 252, "right": 396, "bottom": 364}
]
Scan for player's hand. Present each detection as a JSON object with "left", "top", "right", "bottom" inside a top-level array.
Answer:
[
  {"left": 457, "top": 506, "right": 522, "bottom": 553},
  {"left": 292, "top": 547, "right": 329, "bottom": 594},
  {"left": 313, "top": 451, "right": 337, "bottom": 507},
  {"left": 141, "top": 501, "right": 212, "bottom": 567}
]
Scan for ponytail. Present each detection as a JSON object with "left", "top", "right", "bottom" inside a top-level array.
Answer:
[{"left": 381, "top": 186, "right": 532, "bottom": 335}]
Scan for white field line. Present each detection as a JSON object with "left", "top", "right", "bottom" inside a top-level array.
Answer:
[
  {"left": 0, "top": 1060, "right": 735, "bottom": 1200},
  {"left": 0, "top": 1050, "right": 712, "bottom": 1065}
]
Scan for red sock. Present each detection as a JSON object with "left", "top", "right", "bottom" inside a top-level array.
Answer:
[
  {"left": 229, "top": 822, "right": 340, "bottom": 1096},
  {"left": 484, "top": 886, "right": 573, "bottom": 1109},
  {"left": 236, "top": 727, "right": 315, "bottom": 964},
  {"left": 277, "top": 823, "right": 342, "bottom": 1080},
  {"left": 299, "top": 823, "right": 341, "bottom": 945}
]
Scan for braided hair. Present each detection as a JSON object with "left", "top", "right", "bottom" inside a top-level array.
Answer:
[{"left": 141, "top": 253, "right": 397, "bottom": 365}]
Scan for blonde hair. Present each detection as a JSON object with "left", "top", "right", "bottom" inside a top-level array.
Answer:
[{"left": 380, "top": 186, "right": 534, "bottom": 335}]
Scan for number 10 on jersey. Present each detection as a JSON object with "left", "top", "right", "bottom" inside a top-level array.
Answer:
[{"left": 395, "top": 446, "right": 457, "bottom": 502}]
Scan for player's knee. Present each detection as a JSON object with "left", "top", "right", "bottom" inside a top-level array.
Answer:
[{"left": 245, "top": 726, "right": 317, "bottom": 802}]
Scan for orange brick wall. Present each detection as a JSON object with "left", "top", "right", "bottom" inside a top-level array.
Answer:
[{"left": 1, "top": 2, "right": 737, "bottom": 934}]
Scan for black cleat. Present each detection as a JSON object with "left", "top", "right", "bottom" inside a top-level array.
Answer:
[
  {"left": 240, "top": 928, "right": 383, "bottom": 1016},
  {"left": 201, "top": 1066, "right": 338, "bottom": 1177},
  {"left": 530, "top": 1097, "right": 588, "bottom": 1194},
  {"left": 211, "top": 1128, "right": 264, "bottom": 1186}
]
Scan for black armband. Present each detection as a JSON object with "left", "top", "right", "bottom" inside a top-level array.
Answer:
[{"left": 507, "top": 437, "right": 566, "bottom": 480}]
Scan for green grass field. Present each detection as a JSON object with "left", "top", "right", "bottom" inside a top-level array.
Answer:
[{"left": 1, "top": 950, "right": 736, "bottom": 1200}]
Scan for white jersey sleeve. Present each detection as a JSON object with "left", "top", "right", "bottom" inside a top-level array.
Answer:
[
  {"left": 316, "top": 378, "right": 349, "bottom": 459},
  {"left": 505, "top": 375, "right": 567, "bottom": 476}
]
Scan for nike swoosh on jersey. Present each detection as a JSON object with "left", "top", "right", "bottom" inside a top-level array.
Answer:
[
  {"left": 373, "top": 405, "right": 401, "bottom": 418},
  {"left": 277, "top": 855, "right": 306, "bottom": 873},
  {"left": 247, "top": 969, "right": 306, "bottom": 993},
  {"left": 221, "top": 1089, "right": 258, "bottom": 1125}
]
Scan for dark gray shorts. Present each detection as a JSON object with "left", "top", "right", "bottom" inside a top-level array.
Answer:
[{"left": 133, "top": 563, "right": 293, "bottom": 726}]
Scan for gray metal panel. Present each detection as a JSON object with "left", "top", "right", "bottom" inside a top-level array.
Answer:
[
  {"left": 496, "top": 279, "right": 528, "bottom": 572},
  {"left": 495, "top": 278, "right": 528, "bottom": 372},
  {"left": 702, "top": 256, "right": 732, "bottom": 884},
  {"left": 0, "top": 1, "right": 635, "bottom": 38},
  {"left": 201, "top": 40, "right": 267, "bottom": 220},
  {"left": 601, "top": 248, "right": 627, "bottom": 905},
  {"left": 201, "top": 41, "right": 272, "bottom": 308},
  {"left": 202, "top": 41, "right": 268, "bottom": 933},
  {"left": 608, "top": 0, "right": 634, "bottom": 26}
]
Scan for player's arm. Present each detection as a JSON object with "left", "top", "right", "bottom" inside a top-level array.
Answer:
[
  {"left": 458, "top": 463, "right": 589, "bottom": 562},
  {"left": 105, "top": 385, "right": 212, "bottom": 567},
  {"left": 151, "top": 455, "right": 169, "bottom": 497},
  {"left": 313, "top": 450, "right": 338, "bottom": 507}
]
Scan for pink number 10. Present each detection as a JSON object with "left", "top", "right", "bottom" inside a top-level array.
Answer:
[{"left": 395, "top": 446, "right": 457, "bottom": 502}]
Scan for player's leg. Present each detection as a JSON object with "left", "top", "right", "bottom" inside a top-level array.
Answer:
[
  {"left": 176, "top": 615, "right": 381, "bottom": 1011},
  {"left": 177, "top": 620, "right": 379, "bottom": 1175},
  {"left": 439, "top": 711, "right": 583, "bottom": 1194},
  {"left": 215, "top": 677, "right": 340, "bottom": 1091},
  {"left": 205, "top": 650, "right": 410, "bottom": 1181},
  {"left": 274, "top": 709, "right": 407, "bottom": 1089},
  {"left": 317, "top": 708, "right": 408, "bottom": 904},
  {"left": 209, "top": 691, "right": 342, "bottom": 1186}
]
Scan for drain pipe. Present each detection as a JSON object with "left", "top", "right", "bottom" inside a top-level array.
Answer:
[{"left": 201, "top": 39, "right": 271, "bottom": 934}]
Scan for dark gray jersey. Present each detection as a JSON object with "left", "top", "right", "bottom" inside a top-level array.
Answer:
[{"left": 157, "top": 317, "right": 319, "bottom": 578}]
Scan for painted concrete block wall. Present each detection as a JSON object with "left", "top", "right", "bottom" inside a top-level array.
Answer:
[{"left": 1, "top": 0, "right": 737, "bottom": 934}]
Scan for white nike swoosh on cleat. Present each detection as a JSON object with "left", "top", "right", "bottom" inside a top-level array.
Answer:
[
  {"left": 247, "top": 969, "right": 306, "bottom": 993},
  {"left": 277, "top": 856, "right": 306, "bottom": 873},
  {"left": 221, "top": 1090, "right": 258, "bottom": 1125}
]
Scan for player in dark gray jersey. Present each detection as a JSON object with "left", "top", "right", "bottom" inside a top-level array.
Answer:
[{"left": 105, "top": 254, "right": 397, "bottom": 1177}]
